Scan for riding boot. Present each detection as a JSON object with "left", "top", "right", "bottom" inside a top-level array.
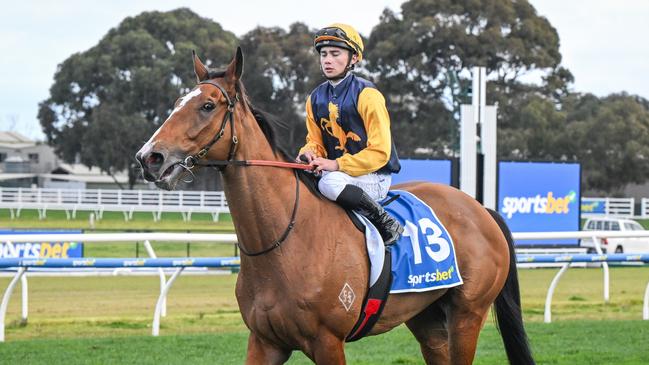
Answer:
[{"left": 336, "top": 185, "right": 404, "bottom": 246}]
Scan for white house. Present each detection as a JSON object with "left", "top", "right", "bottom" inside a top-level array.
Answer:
[{"left": 0, "top": 131, "right": 146, "bottom": 189}]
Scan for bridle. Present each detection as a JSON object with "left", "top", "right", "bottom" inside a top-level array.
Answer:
[
  {"left": 181, "top": 80, "right": 239, "bottom": 172},
  {"left": 177, "top": 79, "right": 312, "bottom": 257}
]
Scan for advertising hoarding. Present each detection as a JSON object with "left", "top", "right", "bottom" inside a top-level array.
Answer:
[
  {"left": 391, "top": 159, "right": 454, "bottom": 186},
  {"left": 0, "top": 230, "right": 84, "bottom": 258},
  {"left": 497, "top": 161, "right": 581, "bottom": 246}
]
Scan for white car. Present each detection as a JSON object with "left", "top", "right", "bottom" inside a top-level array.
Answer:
[{"left": 580, "top": 217, "right": 649, "bottom": 253}]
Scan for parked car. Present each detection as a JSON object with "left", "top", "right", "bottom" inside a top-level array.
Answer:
[{"left": 580, "top": 217, "right": 649, "bottom": 253}]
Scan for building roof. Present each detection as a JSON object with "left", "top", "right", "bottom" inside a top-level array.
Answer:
[
  {"left": 0, "top": 131, "right": 38, "bottom": 149},
  {"left": 48, "top": 163, "right": 129, "bottom": 183},
  {"left": 41, "top": 173, "right": 128, "bottom": 183},
  {"left": 0, "top": 131, "right": 33, "bottom": 144},
  {"left": 53, "top": 163, "right": 105, "bottom": 176},
  {"left": 0, "top": 173, "right": 37, "bottom": 181}
]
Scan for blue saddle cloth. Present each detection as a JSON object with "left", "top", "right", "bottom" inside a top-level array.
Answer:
[{"left": 382, "top": 190, "right": 463, "bottom": 293}]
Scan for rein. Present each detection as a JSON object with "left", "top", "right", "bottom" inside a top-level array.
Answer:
[
  {"left": 195, "top": 159, "right": 315, "bottom": 170},
  {"left": 180, "top": 80, "right": 311, "bottom": 257}
]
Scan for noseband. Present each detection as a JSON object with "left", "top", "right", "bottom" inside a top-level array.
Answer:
[{"left": 179, "top": 80, "right": 301, "bottom": 257}]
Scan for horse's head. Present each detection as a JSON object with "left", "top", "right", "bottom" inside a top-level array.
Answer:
[{"left": 136, "top": 48, "right": 244, "bottom": 190}]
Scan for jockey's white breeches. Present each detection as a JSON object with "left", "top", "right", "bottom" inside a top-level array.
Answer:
[{"left": 318, "top": 171, "right": 391, "bottom": 202}]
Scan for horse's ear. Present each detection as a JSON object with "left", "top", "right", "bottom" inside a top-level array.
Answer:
[
  {"left": 193, "top": 50, "right": 209, "bottom": 82},
  {"left": 225, "top": 47, "right": 244, "bottom": 82}
]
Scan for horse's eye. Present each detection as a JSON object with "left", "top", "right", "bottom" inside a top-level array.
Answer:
[{"left": 201, "top": 102, "right": 215, "bottom": 111}]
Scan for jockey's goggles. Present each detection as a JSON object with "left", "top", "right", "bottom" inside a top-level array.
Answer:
[{"left": 314, "top": 27, "right": 362, "bottom": 54}]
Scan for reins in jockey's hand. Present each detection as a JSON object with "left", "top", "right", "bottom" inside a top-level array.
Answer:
[
  {"left": 177, "top": 79, "right": 313, "bottom": 257},
  {"left": 179, "top": 80, "right": 317, "bottom": 173}
]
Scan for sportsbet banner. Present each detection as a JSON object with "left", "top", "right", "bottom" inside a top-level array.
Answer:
[
  {"left": 497, "top": 162, "right": 581, "bottom": 246},
  {"left": 392, "top": 159, "right": 453, "bottom": 186},
  {"left": 0, "top": 230, "right": 83, "bottom": 258}
]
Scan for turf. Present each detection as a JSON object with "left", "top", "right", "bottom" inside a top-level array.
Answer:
[
  {"left": 2, "top": 212, "right": 649, "bottom": 362},
  {"left": 0, "top": 321, "right": 647, "bottom": 364},
  {"left": 1, "top": 267, "right": 648, "bottom": 363},
  {"left": 0, "top": 208, "right": 234, "bottom": 232}
]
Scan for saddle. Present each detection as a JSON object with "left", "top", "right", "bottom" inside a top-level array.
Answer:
[{"left": 343, "top": 208, "right": 393, "bottom": 342}]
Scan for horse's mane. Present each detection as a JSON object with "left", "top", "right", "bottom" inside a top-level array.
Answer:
[{"left": 207, "top": 70, "right": 321, "bottom": 198}]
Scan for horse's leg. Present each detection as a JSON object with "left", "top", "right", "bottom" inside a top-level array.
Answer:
[
  {"left": 310, "top": 332, "right": 346, "bottom": 365},
  {"left": 446, "top": 300, "right": 492, "bottom": 365},
  {"left": 405, "top": 303, "right": 449, "bottom": 364},
  {"left": 245, "top": 333, "right": 291, "bottom": 365}
]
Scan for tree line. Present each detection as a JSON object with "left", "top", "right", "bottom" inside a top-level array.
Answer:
[{"left": 38, "top": 1, "right": 649, "bottom": 193}]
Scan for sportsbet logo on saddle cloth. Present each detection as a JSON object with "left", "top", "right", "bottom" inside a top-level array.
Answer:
[{"left": 384, "top": 190, "right": 463, "bottom": 293}]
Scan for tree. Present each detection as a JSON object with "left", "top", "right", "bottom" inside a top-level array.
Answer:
[
  {"left": 496, "top": 92, "right": 567, "bottom": 160},
  {"left": 365, "top": 0, "right": 572, "bottom": 157},
  {"left": 239, "top": 23, "right": 323, "bottom": 153},
  {"left": 563, "top": 93, "right": 649, "bottom": 192},
  {"left": 38, "top": 8, "right": 238, "bottom": 188},
  {"left": 81, "top": 103, "right": 150, "bottom": 189}
]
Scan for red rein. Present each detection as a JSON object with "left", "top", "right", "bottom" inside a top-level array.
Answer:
[{"left": 245, "top": 160, "right": 316, "bottom": 171}]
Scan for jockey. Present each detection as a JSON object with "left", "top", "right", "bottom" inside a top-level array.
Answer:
[{"left": 296, "top": 23, "right": 403, "bottom": 245}]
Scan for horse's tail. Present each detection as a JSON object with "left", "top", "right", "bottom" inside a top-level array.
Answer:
[{"left": 486, "top": 208, "right": 535, "bottom": 365}]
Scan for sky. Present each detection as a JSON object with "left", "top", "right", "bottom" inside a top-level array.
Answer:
[{"left": 1, "top": 0, "right": 648, "bottom": 140}]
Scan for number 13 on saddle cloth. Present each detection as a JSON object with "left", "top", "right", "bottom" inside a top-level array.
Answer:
[{"left": 370, "top": 190, "right": 463, "bottom": 293}]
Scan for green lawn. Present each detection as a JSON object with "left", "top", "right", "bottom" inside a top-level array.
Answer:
[
  {"left": 2, "top": 212, "right": 649, "bottom": 363},
  {"left": 0, "top": 208, "right": 234, "bottom": 232},
  {"left": 0, "top": 321, "right": 647, "bottom": 364},
  {"left": 1, "top": 267, "right": 648, "bottom": 363}
]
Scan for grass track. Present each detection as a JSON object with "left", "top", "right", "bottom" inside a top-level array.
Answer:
[
  {"left": 0, "top": 208, "right": 233, "bottom": 232},
  {"left": 1, "top": 268, "right": 649, "bottom": 363},
  {"left": 2, "top": 212, "right": 649, "bottom": 363},
  {"left": 0, "top": 321, "right": 648, "bottom": 364}
]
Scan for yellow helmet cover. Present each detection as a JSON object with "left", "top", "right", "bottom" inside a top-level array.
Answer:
[{"left": 314, "top": 23, "right": 364, "bottom": 61}]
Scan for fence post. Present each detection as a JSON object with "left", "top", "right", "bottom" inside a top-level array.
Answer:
[{"left": 0, "top": 267, "right": 27, "bottom": 342}]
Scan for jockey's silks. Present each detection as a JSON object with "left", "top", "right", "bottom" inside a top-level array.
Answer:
[{"left": 299, "top": 74, "right": 400, "bottom": 176}]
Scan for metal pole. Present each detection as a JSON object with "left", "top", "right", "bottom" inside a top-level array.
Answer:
[
  {"left": 20, "top": 274, "right": 28, "bottom": 323},
  {"left": 143, "top": 240, "right": 167, "bottom": 317},
  {"left": 592, "top": 235, "right": 610, "bottom": 302},
  {"left": 482, "top": 105, "right": 498, "bottom": 209},
  {"left": 460, "top": 105, "right": 476, "bottom": 197},
  {"left": 544, "top": 263, "right": 570, "bottom": 323},
  {"left": 152, "top": 267, "right": 184, "bottom": 336},
  {"left": 1, "top": 267, "right": 27, "bottom": 342}
]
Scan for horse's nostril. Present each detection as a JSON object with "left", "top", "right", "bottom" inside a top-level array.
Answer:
[{"left": 146, "top": 152, "right": 164, "bottom": 168}]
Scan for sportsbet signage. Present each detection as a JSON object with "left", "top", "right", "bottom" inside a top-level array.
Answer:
[
  {"left": 0, "top": 231, "right": 84, "bottom": 258},
  {"left": 498, "top": 162, "right": 581, "bottom": 246}
]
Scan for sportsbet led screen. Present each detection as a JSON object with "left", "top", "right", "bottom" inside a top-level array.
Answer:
[
  {"left": 391, "top": 159, "right": 453, "bottom": 186},
  {"left": 497, "top": 161, "right": 581, "bottom": 246}
]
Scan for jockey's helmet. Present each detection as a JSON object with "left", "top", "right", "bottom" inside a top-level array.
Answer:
[{"left": 313, "top": 23, "right": 364, "bottom": 61}]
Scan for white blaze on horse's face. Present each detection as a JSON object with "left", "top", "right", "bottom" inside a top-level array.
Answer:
[
  {"left": 168, "top": 88, "right": 203, "bottom": 120},
  {"left": 145, "top": 88, "right": 204, "bottom": 145}
]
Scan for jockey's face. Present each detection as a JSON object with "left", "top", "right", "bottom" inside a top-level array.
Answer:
[{"left": 319, "top": 46, "right": 358, "bottom": 79}]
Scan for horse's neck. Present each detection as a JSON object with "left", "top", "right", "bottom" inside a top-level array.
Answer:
[
  {"left": 220, "top": 113, "right": 303, "bottom": 256},
  {"left": 220, "top": 111, "right": 366, "bottom": 299}
]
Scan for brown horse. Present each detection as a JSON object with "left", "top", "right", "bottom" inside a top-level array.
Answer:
[{"left": 136, "top": 48, "right": 535, "bottom": 365}]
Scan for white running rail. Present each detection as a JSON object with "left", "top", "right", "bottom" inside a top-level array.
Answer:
[
  {"left": 513, "top": 230, "right": 649, "bottom": 323},
  {"left": 0, "top": 233, "right": 237, "bottom": 341},
  {"left": 0, "top": 187, "right": 229, "bottom": 221}
]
